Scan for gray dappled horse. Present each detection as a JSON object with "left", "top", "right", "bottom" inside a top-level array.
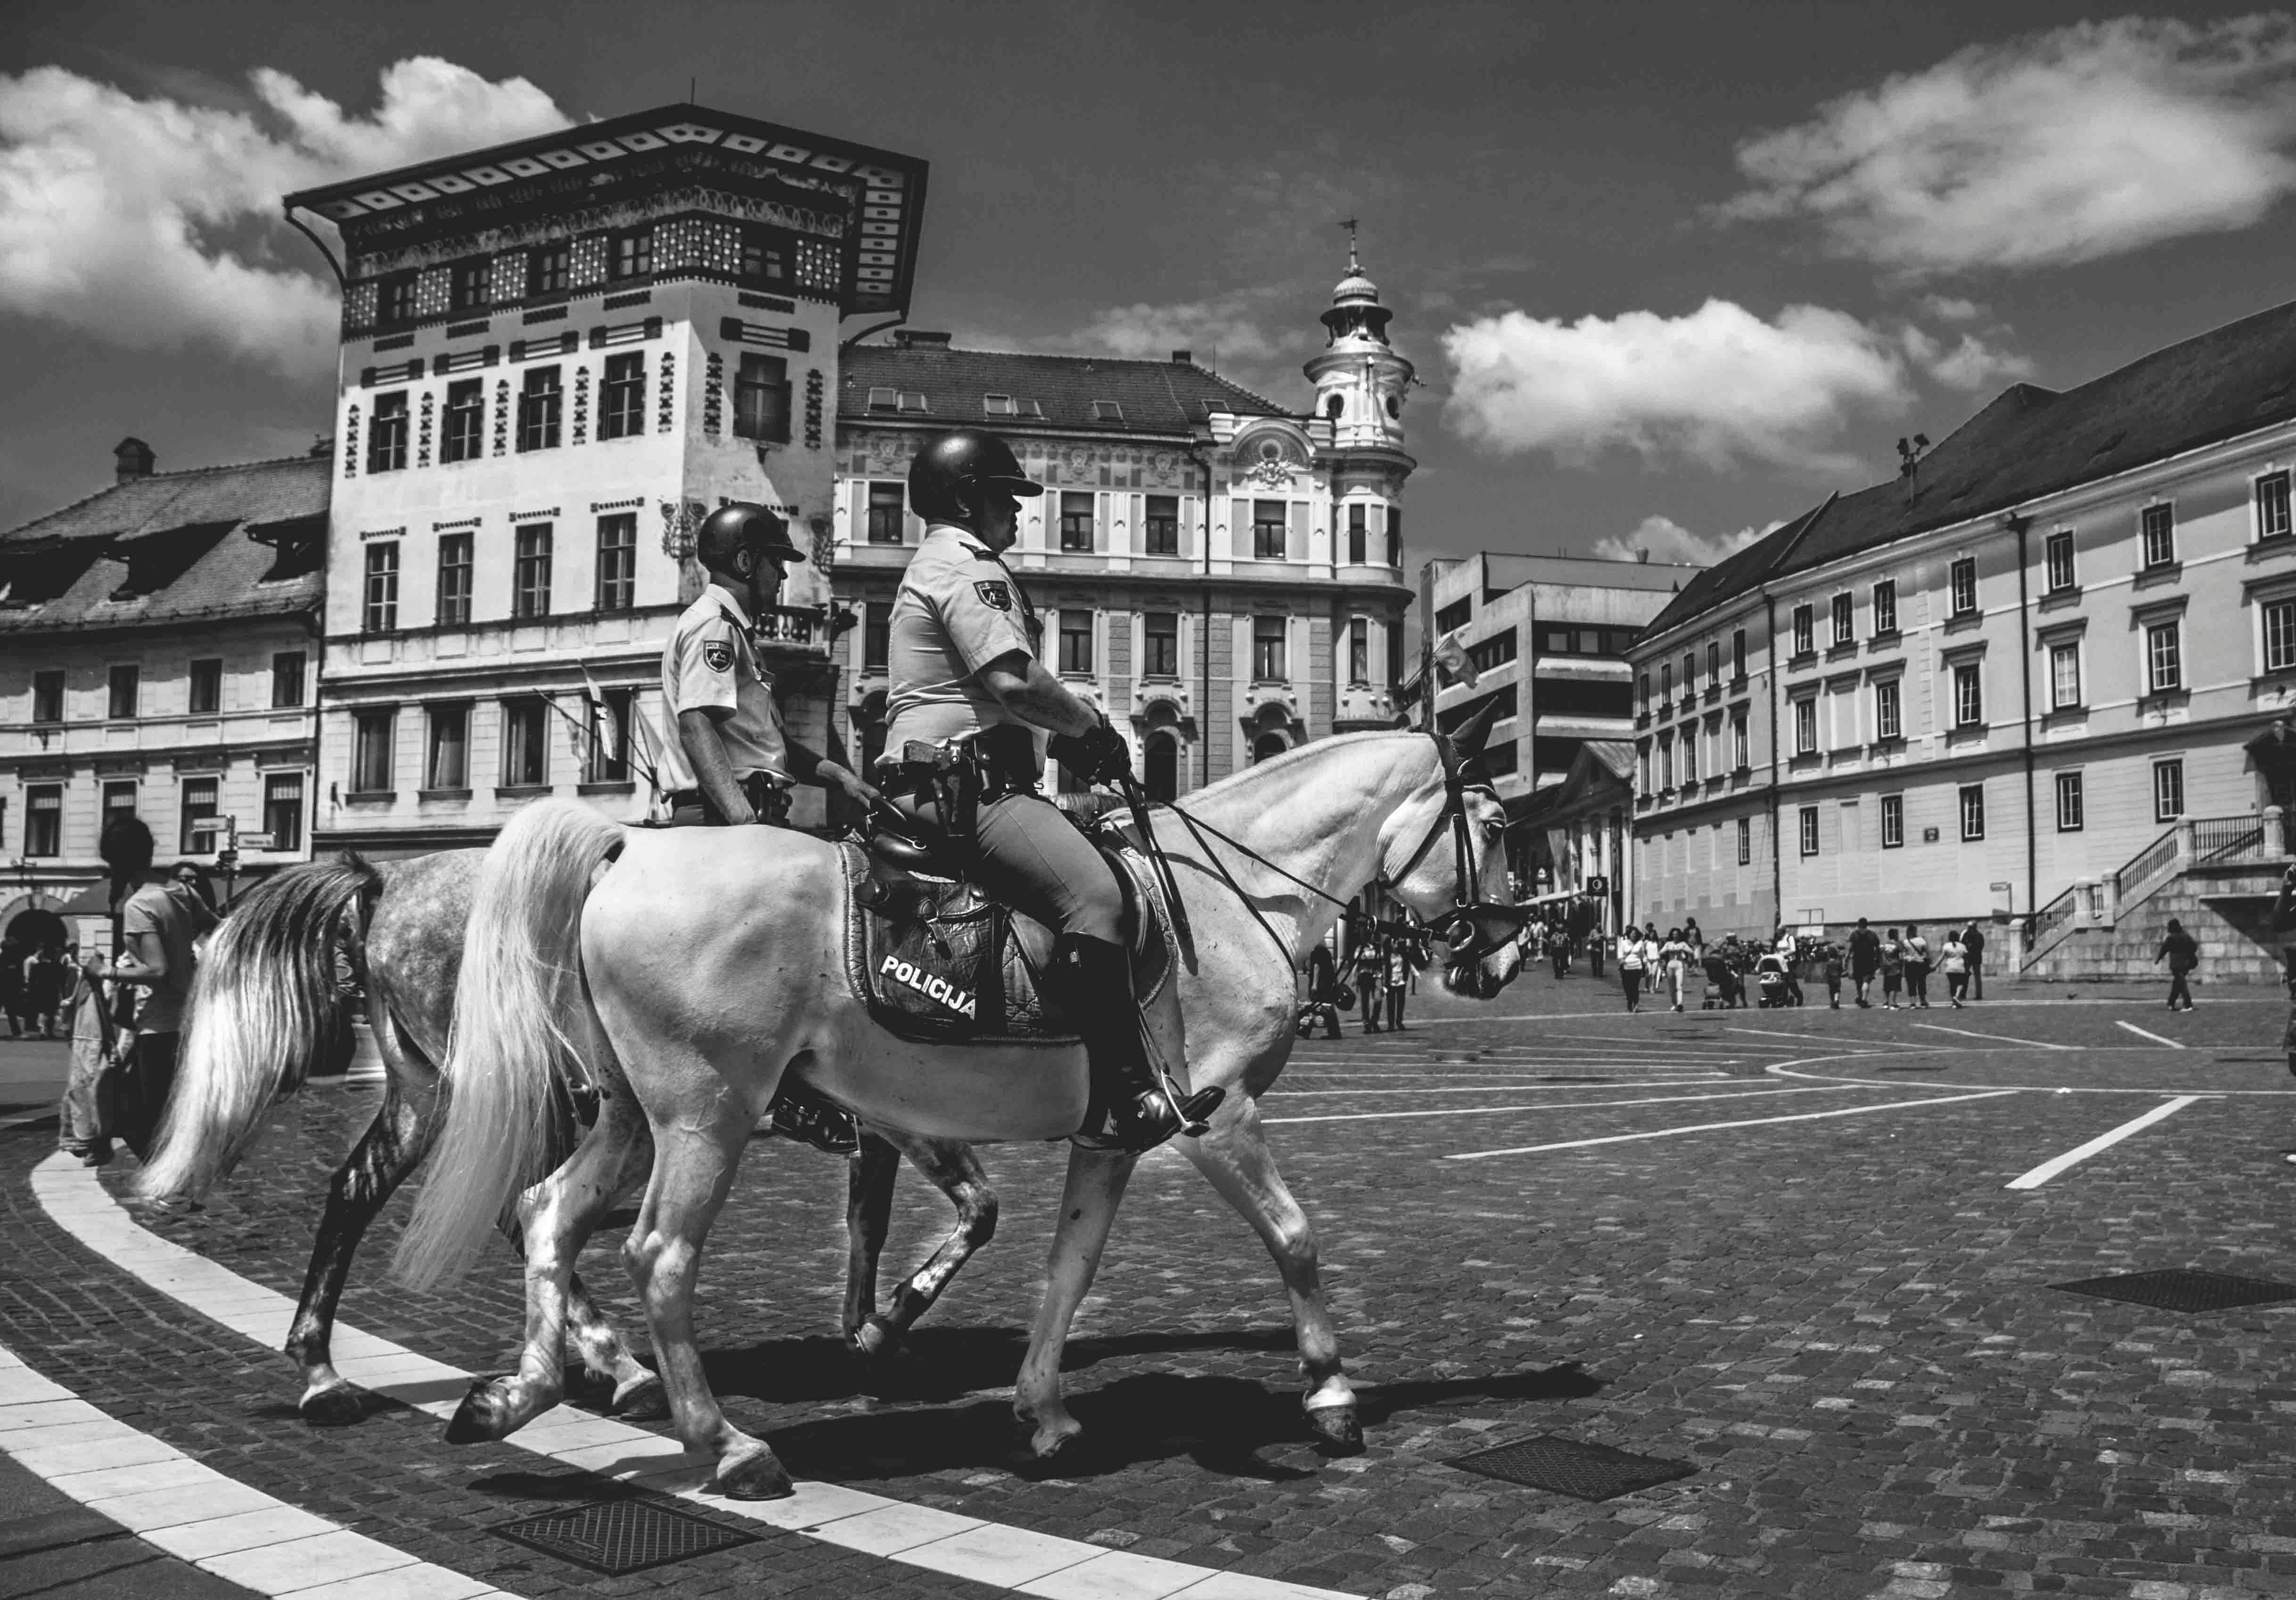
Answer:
[
  {"left": 135, "top": 853, "right": 997, "bottom": 1422},
  {"left": 397, "top": 727, "right": 1523, "bottom": 1499}
]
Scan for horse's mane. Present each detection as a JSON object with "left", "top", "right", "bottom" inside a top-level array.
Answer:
[{"left": 1179, "top": 728, "right": 1431, "bottom": 808}]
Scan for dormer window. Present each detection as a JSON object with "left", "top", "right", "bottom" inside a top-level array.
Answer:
[
  {"left": 1015, "top": 399, "right": 1045, "bottom": 418},
  {"left": 375, "top": 272, "right": 416, "bottom": 327},
  {"left": 1092, "top": 400, "right": 1125, "bottom": 423},
  {"left": 896, "top": 391, "right": 929, "bottom": 413},
  {"left": 867, "top": 386, "right": 898, "bottom": 412},
  {"left": 984, "top": 393, "right": 1017, "bottom": 416}
]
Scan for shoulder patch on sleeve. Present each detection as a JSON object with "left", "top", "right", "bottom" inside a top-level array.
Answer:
[
  {"left": 973, "top": 580, "right": 1012, "bottom": 612},
  {"left": 702, "top": 639, "right": 736, "bottom": 673}
]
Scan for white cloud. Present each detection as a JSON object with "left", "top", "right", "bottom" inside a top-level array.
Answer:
[
  {"left": 1070, "top": 287, "right": 1291, "bottom": 366},
  {"left": 1918, "top": 294, "right": 1984, "bottom": 322},
  {"left": 1901, "top": 326, "right": 2037, "bottom": 392},
  {"left": 1724, "top": 16, "right": 2296, "bottom": 273},
  {"left": 1440, "top": 297, "right": 1910, "bottom": 473},
  {"left": 1593, "top": 514, "right": 1780, "bottom": 568},
  {"left": 0, "top": 59, "right": 567, "bottom": 374}
]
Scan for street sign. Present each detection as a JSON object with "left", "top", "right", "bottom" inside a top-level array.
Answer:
[
  {"left": 236, "top": 832, "right": 276, "bottom": 850},
  {"left": 1586, "top": 875, "right": 1609, "bottom": 894}
]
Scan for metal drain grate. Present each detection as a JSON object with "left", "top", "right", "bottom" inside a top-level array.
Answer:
[
  {"left": 492, "top": 1498, "right": 758, "bottom": 1575},
  {"left": 2054, "top": 1268, "right": 2296, "bottom": 1314},
  {"left": 1450, "top": 1434, "right": 1695, "bottom": 1501}
]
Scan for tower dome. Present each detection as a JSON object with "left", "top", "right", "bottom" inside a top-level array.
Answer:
[{"left": 1320, "top": 237, "right": 1392, "bottom": 348}]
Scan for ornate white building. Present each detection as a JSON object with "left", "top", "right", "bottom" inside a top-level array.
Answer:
[{"left": 826, "top": 248, "right": 1418, "bottom": 800}]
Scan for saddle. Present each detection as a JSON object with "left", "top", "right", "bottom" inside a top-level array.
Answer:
[{"left": 838, "top": 835, "right": 1175, "bottom": 1046}]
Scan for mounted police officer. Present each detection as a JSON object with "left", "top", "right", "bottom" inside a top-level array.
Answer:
[
  {"left": 662, "top": 501, "right": 879, "bottom": 1153},
  {"left": 879, "top": 428, "right": 1222, "bottom": 1152}
]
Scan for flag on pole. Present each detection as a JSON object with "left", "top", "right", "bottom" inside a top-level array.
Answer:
[{"left": 1434, "top": 628, "right": 1479, "bottom": 688}]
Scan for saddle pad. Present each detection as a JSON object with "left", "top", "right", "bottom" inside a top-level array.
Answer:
[{"left": 838, "top": 841, "right": 1175, "bottom": 1046}]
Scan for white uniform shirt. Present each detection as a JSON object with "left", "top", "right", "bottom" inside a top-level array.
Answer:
[
  {"left": 654, "top": 582, "right": 788, "bottom": 792},
  {"left": 879, "top": 523, "right": 1044, "bottom": 763}
]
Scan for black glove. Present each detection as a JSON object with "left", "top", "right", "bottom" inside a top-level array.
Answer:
[{"left": 1049, "top": 719, "right": 1132, "bottom": 785}]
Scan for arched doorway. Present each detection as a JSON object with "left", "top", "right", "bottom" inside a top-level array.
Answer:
[
  {"left": 1252, "top": 731, "right": 1289, "bottom": 765},
  {"left": 3, "top": 906, "right": 66, "bottom": 952},
  {"left": 1144, "top": 733, "right": 1178, "bottom": 802}
]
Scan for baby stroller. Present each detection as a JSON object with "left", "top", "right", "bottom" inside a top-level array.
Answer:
[{"left": 1754, "top": 951, "right": 1789, "bottom": 1008}]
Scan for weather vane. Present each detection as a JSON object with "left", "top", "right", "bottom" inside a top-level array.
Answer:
[{"left": 1337, "top": 217, "right": 1361, "bottom": 271}]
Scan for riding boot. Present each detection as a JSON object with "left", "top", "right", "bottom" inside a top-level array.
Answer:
[{"left": 1057, "top": 935, "right": 1222, "bottom": 1153}]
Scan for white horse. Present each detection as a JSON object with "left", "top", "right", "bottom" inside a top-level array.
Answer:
[{"left": 396, "top": 726, "right": 1522, "bottom": 1498}]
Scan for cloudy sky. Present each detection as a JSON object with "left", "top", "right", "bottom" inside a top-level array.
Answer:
[{"left": 8, "top": 1, "right": 2296, "bottom": 574}]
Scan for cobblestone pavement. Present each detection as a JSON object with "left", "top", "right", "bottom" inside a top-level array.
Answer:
[{"left": 7, "top": 973, "right": 2296, "bottom": 1598}]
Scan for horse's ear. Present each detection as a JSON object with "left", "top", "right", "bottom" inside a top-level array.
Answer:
[{"left": 1449, "top": 697, "right": 1501, "bottom": 761}]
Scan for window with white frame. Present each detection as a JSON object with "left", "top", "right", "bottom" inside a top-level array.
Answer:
[
  {"left": 2146, "top": 619, "right": 2182, "bottom": 694},
  {"left": 1707, "top": 640, "right": 1720, "bottom": 684},
  {"left": 2044, "top": 529, "right": 2076, "bottom": 593},
  {"left": 2056, "top": 770, "right": 2084, "bottom": 832},
  {"left": 1960, "top": 784, "right": 1985, "bottom": 841},
  {"left": 2266, "top": 596, "right": 2296, "bottom": 673},
  {"left": 1791, "top": 604, "right": 1813, "bottom": 656},
  {"left": 1874, "top": 678, "right": 1901, "bottom": 741},
  {"left": 2153, "top": 758, "right": 2184, "bottom": 822},
  {"left": 1949, "top": 556, "right": 1977, "bottom": 618},
  {"left": 2141, "top": 503, "right": 2176, "bottom": 569},
  {"left": 1793, "top": 696, "right": 1816, "bottom": 755},
  {"left": 1798, "top": 806, "right": 1819, "bottom": 857},
  {"left": 1872, "top": 579, "right": 1897, "bottom": 635},
  {"left": 1736, "top": 816, "right": 1751, "bottom": 865},
  {"left": 2050, "top": 641, "right": 2081, "bottom": 709},
  {"left": 1637, "top": 744, "right": 1650, "bottom": 791},
  {"left": 2261, "top": 471, "right": 2293, "bottom": 541},
  {"left": 1680, "top": 729, "right": 1697, "bottom": 784},
  {"left": 1879, "top": 793, "right": 1903, "bottom": 849},
  {"left": 1730, "top": 710, "right": 1748, "bottom": 769},
  {"left": 1638, "top": 672, "right": 1650, "bottom": 714},
  {"left": 1731, "top": 628, "right": 1747, "bottom": 678},
  {"left": 1952, "top": 661, "right": 1983, "bottom": 726},
  {"left": 1831, "top": 592, "right": 1854, "bottom": 647}
]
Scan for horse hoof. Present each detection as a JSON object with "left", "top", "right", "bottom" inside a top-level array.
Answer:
[
  {"left": 299, "top": 1385, "right": 364, "bottom": 1428},
  {"left": 1028, "top": 1422, "right": 1083, "bottom": 1461},
  {"left": 847, "top": 1315, "right": 900, "bottom": 1363},
  {"left": 610, "top": 1371, "right": 667, "bottom": 1422},
  {"left": 444, "top": 1378, "right": 520, "bottom": 1445},
  {"left": 714, "top": 1448, "right": 795, "bottom": 1501},
  {"left": 1307, "top": 1405, "right": 1364, "bottom": 1456}
]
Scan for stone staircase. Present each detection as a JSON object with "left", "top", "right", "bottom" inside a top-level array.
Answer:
[{"left": 2022, "top": 812, "right": 2290, "bottom": 983}]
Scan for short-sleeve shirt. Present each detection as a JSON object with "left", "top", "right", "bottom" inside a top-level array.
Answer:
[
  {"left": 880, "top": 523, "right": 1043, "bottom": 761},
  {"left": 655, "top": 583, "right": 788, "bottom": 792},
  {"left": 121, "top": 882, "right": 197, "bottom": 1035}
]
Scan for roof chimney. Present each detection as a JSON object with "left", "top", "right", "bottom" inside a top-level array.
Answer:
[
  {"left": 1170, "top": 349, "right": 1192, "bottom": 366},
  {"left": 892, "top": 329, "right": 951, "bottom": 349},
  {"left": 113, "top": 437, "right": 155, "bottom": 484}
]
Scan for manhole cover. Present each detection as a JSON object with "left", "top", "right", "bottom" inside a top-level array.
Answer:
[
  {"left": 2054, "top": 1268, "right": 2296, "bottom": 1314},
  {"left": 492, "top": 1498, "right": 758, "bottom": 1575},
  {"left": 1450, "top": 1434, "right": 1695, "bottom": 1501}
]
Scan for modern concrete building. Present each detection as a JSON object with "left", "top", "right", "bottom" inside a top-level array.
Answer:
[
  {"left": 0, "top": 440, "right": 324, "bottom": 948},
  {"left": 1627, "top": 296, "right": 2296, "bottom": 976},
  {"left": 287, "top": 105, "right": 929, "bottom": 853},
  {"left": 1422, "top": 551, "right": 1700, "bottom": 890}
]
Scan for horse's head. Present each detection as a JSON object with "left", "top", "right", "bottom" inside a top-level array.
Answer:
[{"left": 1378, "top": 710, "right": 1525, "bottom": 1001}]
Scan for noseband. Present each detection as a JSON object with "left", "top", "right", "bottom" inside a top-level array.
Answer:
[{"left": 1389, "top": 733, "right": 1529, "bottom": 968}]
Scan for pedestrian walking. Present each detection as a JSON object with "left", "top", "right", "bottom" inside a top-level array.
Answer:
[
  {"left": 1848, "top": 918, "right": 1880, "bottom": 1008},
  {"left": 1384, "top": 935, "right": 1420, "bottom": 1032},
  {"left": 1355, "top": 931, "right": 1383, "bottom": 1033},
  {"left": 0, "top": 938, "right": 23, "bottom": 1038},
  {"left": 1299, "top": 941, "right": 1344, "bottom": 1038},
  {"left": 1821, "top": 941, "right": 1845, "bottom": 1008},
  {"left": 1903, "top": 923, "right": 1931, "bottom": 1008},
  {"left": 1659, "top": 928, "right": 1692, "bottom": 1012},
  {"left": 1587, "top": 919, "right": 1607, "bottom": 979},
  {"left": 1683, "top": 916, "right": 1704, "bottom": 961},
  {"left": 1700, "top": 944, "right": 1735, "bottom": 1009},
  {"left": 1941, "top": 931, "right": 1970, "bottom": 1006},
  {"left": 1618, "top": 927, "right": 1651, "bottom": 1012},
  {"left": 1963, "top": 922, "right": 1987, "bottom": 1000},
  {"left": 1879, "top": 928, "right": 1905, "bottom": 1009},
  {"left": 2155, "top": 919, "right": 2198, "bottom": 1012}
]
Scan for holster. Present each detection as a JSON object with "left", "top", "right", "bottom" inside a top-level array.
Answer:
[{"left": 888, "top": 725, "right": 1040, "bottom": 850}]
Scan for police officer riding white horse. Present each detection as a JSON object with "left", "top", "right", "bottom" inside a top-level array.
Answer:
[{"left": 875, "top": 427, "right": 1222, "bottom": 1152}]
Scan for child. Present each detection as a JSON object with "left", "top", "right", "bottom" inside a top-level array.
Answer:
[{"left": 1822, "top": 942, "right": 1845, "bottom": 1009}]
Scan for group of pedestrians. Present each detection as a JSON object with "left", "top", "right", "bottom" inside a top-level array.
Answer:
[
  {"left": 1, "top": 939, "right": 74, "bottom": 1038},
  {"left": 1603, "top": 917, "right": 1993, "bottom": 1013},
  {"left": 1297, "top": 922, "right": 1431, "bottom": 1038},
  {"left": 1832, "top": 918, "right": 1984, "bottom": 1009}
]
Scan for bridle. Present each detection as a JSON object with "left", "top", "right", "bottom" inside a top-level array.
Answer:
[{"left": 1387, "top": 731, "right": 1531, "bottom": 970}]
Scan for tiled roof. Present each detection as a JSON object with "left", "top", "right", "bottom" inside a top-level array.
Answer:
[
  {"left": 841, "top": 343, "right": 1291, "bottom": 433},
  {"left": 1642, "top": 294, "right": 2296, "bottom": 639},
  {"left": 0, "top": 454, "right": 328, "bottom": 633}
]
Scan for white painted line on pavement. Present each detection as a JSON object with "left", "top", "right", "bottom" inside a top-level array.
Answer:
[
  {"left": 0, "top": 1108, "right": 57, "bottom": 1132},
  {"left": 26, "top": 1152, "right": 1357, "bottom": 1600},
  {"left": 1272, "top": 1078, "right": 1730, "bottom": 1096},
  {"left": 2004, "top": 1096, "right": 2203, "bottom": 1190},
  {"left": 1911, "top": 1023, "right": 2080, "bottom": 1051},
  {"left": 1727, "top": 1027, "right": 1943, "bottom": 1049},
  {"left": 1445, "top": 1089, "right": 2021, "bottom": 1160},
  {"left": 0, "top": 1337, "right": 512, "bottom": 1599},
  {"left": 1271, "top": 1083, "right": 1877, "bottom": 1127},
  {"left": 2115, "top": 1021, "right": 2185, "bottom": 1049}
]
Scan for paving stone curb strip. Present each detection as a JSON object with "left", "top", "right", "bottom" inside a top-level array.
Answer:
[{"left": 18, "top": 1150, "right": 1347, "bottom": 1600}]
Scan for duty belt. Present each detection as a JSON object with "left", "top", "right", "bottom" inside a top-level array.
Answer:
[{"left": 666, "top": 771, "right": 791, "bottom": 825}]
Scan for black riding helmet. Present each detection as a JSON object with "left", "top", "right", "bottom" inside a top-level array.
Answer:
[
  {"left": 695, "top": 504, "right": 804, "bottom": 574},
  {"left": 907, "top": 428, "right": 1044, "bottom": 524}
]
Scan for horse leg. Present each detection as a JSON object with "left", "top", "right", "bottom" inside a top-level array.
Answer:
[
  {"left": 1181, "top": 1094, "right": 1361, "bottom": 1453},
  {"left": 447, "top": 1086, "right": 653, "bottom": 1444},
  {"left": 564, "top": 1267, "right": 666, "bottom": 1420},
  {"left": 841, "top": 1133, "right": 899, "bottom": 1355},
  {"left": 286, "top": 1071, "right": 437, "bottom": 1425},
  {"left": 1012, "top": 1145, "right": 1135, "bottom": 1460},
  {"left": 850, "top": 1134, "right": 996, "bottom": 1363},
  {"left": 622, "top": 1102, "right": 789, "bottom": 1498}
]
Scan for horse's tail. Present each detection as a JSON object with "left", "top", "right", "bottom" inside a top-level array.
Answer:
[
  {"left": 137, "top": 854, "right": 382, "bottom": 1203},
  {"left": 393, "top": 800, "right": 623, "bottom": 1291}
]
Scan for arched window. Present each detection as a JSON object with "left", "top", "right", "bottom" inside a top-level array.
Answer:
[
  {"left": 1145, "top": 732, "right": 1178, "bottom": 802},
  {"left": 1324, "top": 393, "right": 1343, "bottom": 420},
  {"left": 1252, "top": 732, "right": 1289, "bottom": 765}
]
